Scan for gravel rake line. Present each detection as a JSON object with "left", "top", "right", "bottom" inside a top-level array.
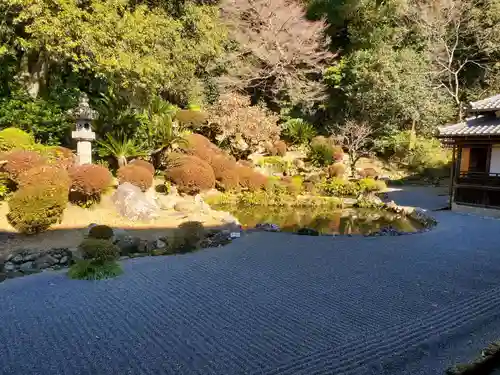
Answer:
[{"left": 258, "top": 285, "right": 500, "bottom": 375}]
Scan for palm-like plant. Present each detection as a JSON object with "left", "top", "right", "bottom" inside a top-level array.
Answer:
[
  {"left": 97, "top": 133, "right": 147, "bottom": 168},
  {"left": 143, "top": 96, "right": 188, "bottom": 155},
  {"left": 282, "top": 118, "right": 317, "bottom": 145}
]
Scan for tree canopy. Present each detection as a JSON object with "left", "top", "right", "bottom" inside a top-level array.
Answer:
[{"left": 0, "top": 0, "right": 499, "bottom": 146}]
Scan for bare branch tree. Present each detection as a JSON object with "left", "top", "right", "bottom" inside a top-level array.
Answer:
[
  {"left": 219, "top": 0, "right": 335, "bottom": 106},
  {"left": 332, "top": 121, "right": 374, "bottom": 176},
  {"left": 412, "top": 0, "right": 483, "bottom": 120}
]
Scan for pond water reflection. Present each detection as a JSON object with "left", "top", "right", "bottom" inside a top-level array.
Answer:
[{"left": 214, "top": 205, "right": 422, "bottom": 235}]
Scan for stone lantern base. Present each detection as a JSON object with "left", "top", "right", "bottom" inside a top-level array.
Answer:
[{"left": 72, "top": 131, "right": 96, "bottom": 165}]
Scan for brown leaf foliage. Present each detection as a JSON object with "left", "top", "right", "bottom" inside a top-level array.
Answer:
[
  {"left": 220, "top": 0, "right": 333, "bottom": 105},
  {"left": 3, "top": 150, "right": 47, "bottom": 181},
  {"left": 117, "top": 165, "right": 154, "bottom": 192},
  {"left": 206, "top": 93, "right": 280, "bottom": 156},
  {"left": 18, "top": 165, "right": 71, "bottom": 190},
  {"left": 165, "top": 155, "right": 216, "bottom": 195},
  {"left": 69, "top": 164, "right": 113, "bottom": 197},
  {"left": 129, "top": 159, "right": 155, "bottom": 175}
]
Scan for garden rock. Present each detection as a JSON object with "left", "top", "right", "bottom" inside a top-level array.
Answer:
[
  {"left": 255, "top": 223, "right": 280, "bottom": 232},
  {"left": 296, "top": 228, "right": 320, "bottom": 236},
  {"left": 115, "top": 236, "right": 141, "bottom": 256},
  {"left": 19, "top": 261, "right": 34, "bottom": 272},
  {"left": 112, "top": 182, "right": 159, "bottom": 221},
  {"left": 3, "top": 262, "right": 15, "bottom": 272},
  {"left": 200, "top": 230, "right": 233, "bottom": 248},
  {"left": 34, "top": 254, "right": 58, "bottom": 268},
  {"left": 11, "top": 254, "right": 24, "bottom": 264}
]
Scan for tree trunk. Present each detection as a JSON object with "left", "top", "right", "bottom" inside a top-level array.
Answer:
[
  {"left": 117, "top": 156, "right": 127, "bottom": 168},
  {"left": 409, "top": 119, "right": 416, "bottom": 152},
  {"left": 349, "top": 153, "right": 357, "bottom": 177}
]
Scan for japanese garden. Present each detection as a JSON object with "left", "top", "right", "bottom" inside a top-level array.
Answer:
[{"left": 1, "top": 1, "right": 500, "bottom": 374}]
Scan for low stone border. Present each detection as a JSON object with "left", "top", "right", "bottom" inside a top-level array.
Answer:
[
  {"left": 0, "top": 248, "right": 73, "bottom": 281},
  {"left": 0, "top": 227, "right": 242, "bottom": 282},
  {"left": 445, "top": 341, "right": 500, "bottom": 375}
]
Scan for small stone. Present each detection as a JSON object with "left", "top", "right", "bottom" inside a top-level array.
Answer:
[
  {"left": 115, "top": 236, "right": 141, "bottom": 256},
  {"left": 34, "top": 255, "right": 59, "bottom": 269},
  {"left": 59, "top": 256, "right": 69, "bottom": 265},
  {"left": 3, "top": 262, "right": 15, "bottom": 272},
  {"left": 155, "top": 239, "right": 167, "bottom": 249},
  {"left": 51, "top": 252, "right": 63, "bottom": 259},
  {"left": 23, "top": 252, "right": 39, "bottom": 262},
  {"left": 19, "top": 261, "right": 34, "bottom": 272},
  {"left": 6, "top": 254, "right": 14, "bottom": 262},
  {"left": 11, "top": 255, "right": 23, "bottom": 264},
  {"left": 296, "top": 228, "right": 319, "bottom": 236}
]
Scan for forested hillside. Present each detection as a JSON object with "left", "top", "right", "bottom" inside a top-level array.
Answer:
[{"left": 0, "top": 0, "right": 499, "bottom": 160}]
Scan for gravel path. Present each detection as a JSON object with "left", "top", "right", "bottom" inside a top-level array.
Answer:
[{"left": 1, "top": 188, "right": 500, "bottom": 375}]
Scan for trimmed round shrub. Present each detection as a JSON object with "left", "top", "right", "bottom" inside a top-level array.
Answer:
[
  {"left": 183, "top": 133, "right": 223, "bottom": 162},
  {"left": 3, "top": 150, "right": 47, "bottom": 181},
  {"left": 210, "top": 155, "right": 240, "bottom": 191},
  {"left": 164, "top": 155, "right": 216, "bottom": 195},
  {"left": 310, "top": 136, "right": 328, "bottom": 148},
  {"left": 332, "top": 146, "right": 344, "bottom": 162},
  {"left": 280, "top": 175, "right": 303, "bottom": 196},
  {"left": 237, "top": 160, "right": 254, "bottom": 168},
  {"left": 18, "top": 165, "right": 71, "bottom": 190},
  {"left": 327, "top": 163, "right": 346, "bottom": 178},
  {"left": 0, "top": 128, "right": 34, "bottom": 152},
  {"left": 274, "top": 140, "right": 287, "bottom": 157},
  {"left": 357, "top": 178, "right": 387, "bottom": 193},
  {"left": 129, "top": 159, "right": 155, "bottom": 175},
  {"left": 7, "top": 185, "right": 68, "bottom": 234},
  {"left": 69, "top": 164, "right": 113, "bottom": 200},
  {"left": 309, "top": 143, "right": 334, "bottom": 167},
  {"left": 117, "top": 165, "right": 154, "bottom": 192},
  {"left": 358, "top": 167, "right": 378, "bottom": 179},
  {"left": 78, "top": 238, "right": 120, "bottom": 263},
  {"left": 45, "top": 146, "right": 75, "bottom": 170},
  {"left": 88, "top": 225, "right": 114, "bottom": 240},
  {"left": 238, "top": 166, "right": 268, "bottom": 191}
]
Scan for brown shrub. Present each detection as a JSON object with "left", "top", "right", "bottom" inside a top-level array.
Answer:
[
  {"left": 129, "top": 159, "right": 155, "bottom": 175},
  {"left": 274, "top": 140, "right": 287, "bottom": 156},
  {"left": 69, "top": 164, "right": 113, "bottom": 198},
  {"left": 183, "top": 133, "right": 223, "bottom": 163},
  {"left": 238, "top": 166, "right": 268, "bottom": 191},
  {"left": 117, "top": 165, "right": 154, "bottom": 192},
  {"left": 280, "top": 176, "right": 302, "bottom": 196},
  {"left": 210, "top": 155, "right": 240, "bottom": 191},
  {"left": 358, "top": 167, "right": 378, "bottom": 179},
  {"left": 164, "top": 155, "right": 216, "bottom": 195},
  {"left": 327, "top": 163, "right": 346, "bottom": 178},
  {"left": 3, "top": 150, "right": 47, "bottom": 181},
  {"left": 18, "top": 165, "right": 71, "bottom": 191},
  {"left": 45, "top": 146, "right": 75, "bottom": 170},
  {"left": 206, "top": 93, "right": 280, "bottom": 157},
  {"left": 332, "top": 146, "right": 344, "bottom": 162},
  {"left": 237, "top": 160, "right": 254, "bottom": 168}
]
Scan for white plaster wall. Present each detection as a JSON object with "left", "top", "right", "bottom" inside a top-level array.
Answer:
[{"left": 490, "top": 145, "right": 500, "bottom": 174}]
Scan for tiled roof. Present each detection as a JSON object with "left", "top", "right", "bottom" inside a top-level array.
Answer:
[
  {"left": 438, "top": 115, "right": 500, "bottom": 137},
  {"left": 469, "top": 94, "right": 500, "bottom": 112}
]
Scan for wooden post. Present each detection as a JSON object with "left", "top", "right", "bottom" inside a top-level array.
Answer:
[{"left": 449, "top": 144, "right": 456, "bottom": 209}]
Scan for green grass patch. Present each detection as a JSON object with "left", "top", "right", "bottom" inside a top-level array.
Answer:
[{"left": 68, "top": 260, "right": 123, "bottom": 280}]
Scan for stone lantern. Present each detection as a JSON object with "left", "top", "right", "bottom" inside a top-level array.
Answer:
[{"left": 71, "top": 93, "right": 97, "bottom": 165}]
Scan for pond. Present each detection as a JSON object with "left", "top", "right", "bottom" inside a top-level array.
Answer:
[{"left": 214, "top": 205, "right": 423, "bottom": 235}]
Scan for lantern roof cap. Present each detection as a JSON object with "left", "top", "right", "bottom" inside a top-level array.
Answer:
[{"left": 72, "top": 93, "right": 98, "bottom": 120}]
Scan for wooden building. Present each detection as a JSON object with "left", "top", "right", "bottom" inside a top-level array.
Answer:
[{"left": 437, "top": 94, "right": 500, "bottom": 216}]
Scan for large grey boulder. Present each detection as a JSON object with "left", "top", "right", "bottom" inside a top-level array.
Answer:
[{"left": 112, "top": 183, "right": 159, "bottom": 221}]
